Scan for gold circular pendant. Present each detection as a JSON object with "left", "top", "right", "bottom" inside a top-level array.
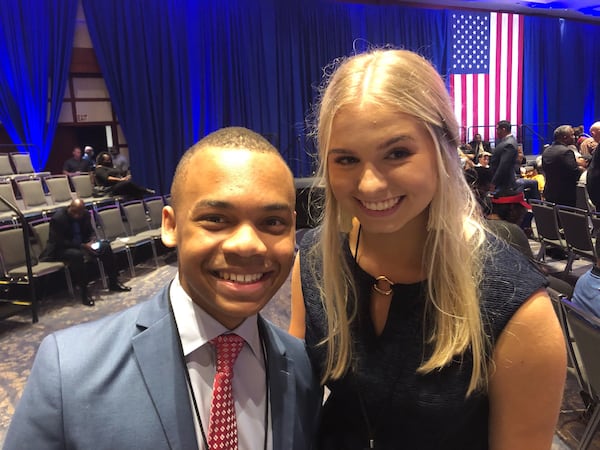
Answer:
[{"left": 373, "top": 275, "right": 394, "bottom": 296}]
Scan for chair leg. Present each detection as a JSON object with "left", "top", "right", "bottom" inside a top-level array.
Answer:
[
  {"left": 151, "top": 240, "right": 159, "bottom": 269},
  {"left": 579, "top": 400, "right": 600, "bottom": 450},
  {"left": 28, "top": 279, "right": 39, "bottom": 324},
  {"left": 125, "top": 249, "right": 135, "bottom": 278},
  {"left": 536, "top": 242, "right": 546, "bottom": 261},
  {"left": 96, "top": 258, "right": 108, "bottom": 289},
  {"left": 563, "top": 252, "right": 575, "bottom": 274},
  {"left": 64, "top": 266, "right": 75, "bottom": 299}
]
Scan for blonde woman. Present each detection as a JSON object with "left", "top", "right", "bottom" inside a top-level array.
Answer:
[{"left": 289, "top": 49, "right": 566, "bottom": 450}]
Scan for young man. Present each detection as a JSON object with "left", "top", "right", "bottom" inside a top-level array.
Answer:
[
  {"left": 489, "top": 120, "right": 519, "bottom": 192},
  {"left": 4, "top": 127, "right": 321, "bottom": 450}
]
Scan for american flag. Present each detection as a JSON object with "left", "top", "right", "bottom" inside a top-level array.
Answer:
[{"left": 448, "top": 11, "right": 524, "bottom": 143}]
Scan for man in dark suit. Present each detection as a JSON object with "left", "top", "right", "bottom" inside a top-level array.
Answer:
[
  {"left": 542, "top": 125, "right": 581, "bottom": 207},
  {"left": 468, "top": 133, "right": 491, "bottom": 161},
  {"left": 5, "top": 127, "right": 321, "bottom": 450},
  {"left": 490, "top": 120, "right": 519, "bottom": 192},
  {"left": 41, "top": 198, "right": 131, "bottom": 306}
]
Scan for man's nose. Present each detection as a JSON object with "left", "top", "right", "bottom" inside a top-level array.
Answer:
[{"left": 222, "top": 223, "right": 267, "bottom": 257}]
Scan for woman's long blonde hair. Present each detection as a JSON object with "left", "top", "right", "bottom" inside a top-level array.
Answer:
[{"left": 309, "top": 48, "right": 489, "bottom": 395}]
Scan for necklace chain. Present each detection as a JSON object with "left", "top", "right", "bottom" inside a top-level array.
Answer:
[{"left": 355, "top": 225, "right": 395, "bottom": 297}]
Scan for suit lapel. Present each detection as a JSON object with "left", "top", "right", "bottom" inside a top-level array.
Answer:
[
  {"left": 259, "top": 317, "right": 295, "bottom": 450},
  {"left": 132, "top": 287, "right": 198, "bottom": 450}
]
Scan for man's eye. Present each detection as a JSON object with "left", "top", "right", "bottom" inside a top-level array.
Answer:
[
  {"left": 200, "top": 215, "right": 226, "bottom": 224},
  {"left": 265, "top": 217, "right": 285, "bottom": 226}
]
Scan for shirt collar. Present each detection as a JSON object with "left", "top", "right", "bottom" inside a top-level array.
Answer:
[{"left": 169, "top": 272, "right": 262, "bottom": 359}]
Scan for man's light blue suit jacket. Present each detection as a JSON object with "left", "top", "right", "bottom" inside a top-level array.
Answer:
[{"left": 4, "top": 285, "right": 322, "bottom": 449}]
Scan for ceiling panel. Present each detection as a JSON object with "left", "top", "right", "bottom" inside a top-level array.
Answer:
[{"left": 366, "top": 1, "right": 600, "bottom": 23}]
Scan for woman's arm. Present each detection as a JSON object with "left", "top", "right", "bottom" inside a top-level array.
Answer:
[
  {"left": 488, "top": 289, "right": 567, "bottom": 450},
  {"left": 288, "top": 253, "right": 306, "bottom": 339}
]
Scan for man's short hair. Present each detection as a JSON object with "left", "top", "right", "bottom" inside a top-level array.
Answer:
[
  {"left": 553, "top": 125, "right": 573, "bottom": 141},
  {"left": 496, "top": 120, "right": 511, "bottom": 132},
  {"left": 170, "top": 127, "right": 289, "bottom": 209}
]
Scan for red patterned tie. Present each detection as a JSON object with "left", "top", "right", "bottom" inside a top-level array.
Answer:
[{"left": 208, "top": 333, "right": 245, "bottom": 450}]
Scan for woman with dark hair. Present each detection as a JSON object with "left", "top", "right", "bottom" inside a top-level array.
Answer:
[{"left": 95, "top": 151, "right": 155, "bottom": 199}]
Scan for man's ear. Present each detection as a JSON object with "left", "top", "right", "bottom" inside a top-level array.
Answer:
[{"left": 161, "top": 206, "right": 177, "bottom": 248}]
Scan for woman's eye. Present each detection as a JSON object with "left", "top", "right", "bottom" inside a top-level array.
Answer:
[
  {"left": 334, "top": 155, "right": 359, "bottom": 165},
  {"left": 387, "top": 148, "right": 411, "bottom": 160}
]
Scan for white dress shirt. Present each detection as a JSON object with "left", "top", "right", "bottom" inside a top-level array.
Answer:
[{"left": 169, "top": 274, "right": 272, "bottom": 450}]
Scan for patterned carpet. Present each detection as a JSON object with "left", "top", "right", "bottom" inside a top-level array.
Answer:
[{"left": 0, "top": 250, "right": 598, "bottom": 448}]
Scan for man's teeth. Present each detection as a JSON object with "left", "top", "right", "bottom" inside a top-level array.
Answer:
[
  {"left": 219, "top": 272, "right": 263, "bottom": 283},
  {"left": 361, "top": 197, "right": 400, "bottom": 211}
]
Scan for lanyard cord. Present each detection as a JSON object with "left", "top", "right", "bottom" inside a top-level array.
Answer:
[{"left": 169, "top": 301, "right": 270, "bottom": 450}]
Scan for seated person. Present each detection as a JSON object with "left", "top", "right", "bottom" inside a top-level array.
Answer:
[
  {"left": 82, "top": 146, "right": 96, "bottom": 171},
  {"left": 466, "top": 164, "right": 493, "bottom": 216},
  {"left": 486, "top": 190, "right": 534, "bottom": 259},
  {"left": 522, "top": 161, "right": 545, "bottom": 196},
  {"left": 110, "top": 147, "right": 129, "bottom": 173},
  {"left": 572, "top": 247, "right": 600, "bottom": 318},
  {"left": 475, "top": 150, "right": 491, "bottom": 168},
  {"left": 41, "top": 198, "right": 131, "bottom": 306},
  {"left": 95, "top": 152, "right": 155, "bottom": 199},
  {"left": 63, "top": 147, "right": 91, "bottom": 175},
  {"left": 458, "top": 144, "right": 475, "bottom": 169},
  {"left": 468, "top": 133, "right": 491, "bottom": 159}
]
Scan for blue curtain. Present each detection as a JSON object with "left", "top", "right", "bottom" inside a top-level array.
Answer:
[
  {"left": 81, "top": 0, "right": 189, "bottom": 194},
  {"left": 1, "top": 1, "right": 600, "bottom": 179},
  {"left": 81, "top": 0, "right": 452, "bottom": 187},
  {"left": 523, "top": 16, "right": 600, "bottom": 154},
  {"left": 80, "top": 0, "right": 600, "bottom": 186},
  {"left": 0, "top": 0, "right": 77, "bottom": 171}
]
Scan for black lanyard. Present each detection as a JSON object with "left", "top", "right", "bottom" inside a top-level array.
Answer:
[{"left": 170, "top": 300, "right": 270, "bottom": 450}]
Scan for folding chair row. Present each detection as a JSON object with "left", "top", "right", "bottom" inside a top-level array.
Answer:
[
  {"left": 0, "top": 222, "right": 74, "bottom": 323},
  {"left": 0, "top": 152, "right": 50, "bottom": 181},
  {"left": 530, "top": 199, "right": 598, "bottom": 274},
  {"left": 557, "top": 297, "right": 600, "bottom": 450},
  {"left": 68, "top": 173, "right": 115, "bottom": 207},
  {"left": 0, "top": 173, "right": 124, "bottom": 225},
  {"left": 92, "top": 203, "right": 160, "bottom": 278},
  {"left": 0, "top": 178, "right": 67, "bottom": 222},
  {"left": 576, "top": 183, "right": 595, "bottom": 213}
]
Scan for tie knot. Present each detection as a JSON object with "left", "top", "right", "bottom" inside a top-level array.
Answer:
[{"left": 211, "top": 333, "right": 244, "bottom": 374}]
